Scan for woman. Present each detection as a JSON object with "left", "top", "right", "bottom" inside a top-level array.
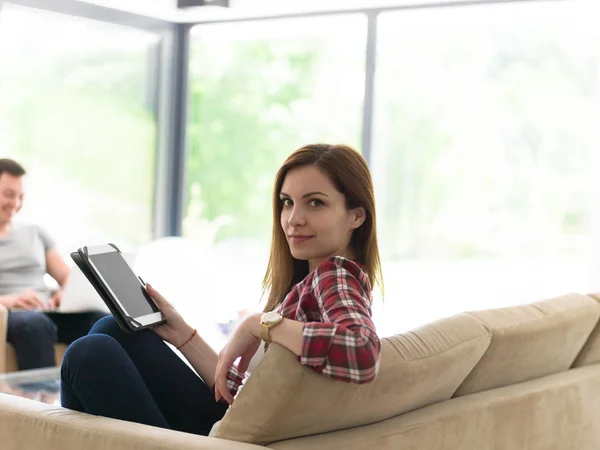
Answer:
[{"left": 60, "top": 143, "right": 384, "bottom": 437}]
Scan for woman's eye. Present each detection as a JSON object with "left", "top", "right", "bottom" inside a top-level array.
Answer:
[
  {"left": 309, "top": 199, "right": 323, "bottom": 207},
  {"left": 281, "top": 198, "right": 293, "bottom": 207}
]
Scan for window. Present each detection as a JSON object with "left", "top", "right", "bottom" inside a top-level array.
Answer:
[
  {"left": 0, "top": 5, "right": 159, "bottom": 254},
  {"left": 371, "top": 1, "right": 600, "bottom": 335},
  {"left": 183, "top": 16, "right": 366, "bottom": 343}
]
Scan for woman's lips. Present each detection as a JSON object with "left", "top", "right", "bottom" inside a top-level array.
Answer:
[{"left": 290, "top": 236, "right": 313, "bottom": 245}]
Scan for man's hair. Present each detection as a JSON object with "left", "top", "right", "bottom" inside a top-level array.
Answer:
[{"left": 0, "top": 159, "right": 26, "bottom": 177}]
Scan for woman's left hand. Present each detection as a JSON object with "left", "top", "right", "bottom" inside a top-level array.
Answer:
[{"left": 214, "top": 313, "right": 262, "bottom": 405}]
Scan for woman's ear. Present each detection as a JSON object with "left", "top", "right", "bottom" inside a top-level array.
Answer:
[{"left": 351, "top": 207, "right": 367, "bottom": 229}]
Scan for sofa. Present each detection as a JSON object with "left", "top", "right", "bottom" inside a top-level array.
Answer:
[
  {"left": 0, "top": 304, "right": 67, "bottom": 373},
  {"left": 3, "top": 291, "right": 600, "bottom": 449}
]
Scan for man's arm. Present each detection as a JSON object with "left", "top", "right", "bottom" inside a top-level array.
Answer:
[
  {"left": 45, "top": 248, "right": 70, "bottom": 309},
  {"left": 45, "top": 248, "right": 69, "bottom": 288}
]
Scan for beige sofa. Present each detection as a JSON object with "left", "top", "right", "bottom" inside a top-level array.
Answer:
[
  {"left": 3, "top": 292, "right": 600, "bottom": 449},
  {"left": 0, "top": 304, "right": 67, "bottom": 373}
]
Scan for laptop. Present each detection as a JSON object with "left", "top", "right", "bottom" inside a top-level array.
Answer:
[
  {"left": 57, "top": 264, "right": 110, "bottom": 314},
  {"left": 58, "top": 252, "right": 136, "bottom": 313}
]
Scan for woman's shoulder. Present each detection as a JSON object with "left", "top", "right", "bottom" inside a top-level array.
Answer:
[
  {"left": 314, "top": 256, "right": 364, "bottom": 275},
  {"left": 310, "top": 256, "right": 371, "bottom": 294}
]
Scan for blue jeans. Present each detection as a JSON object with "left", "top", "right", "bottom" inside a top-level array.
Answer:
[
  {"left": 7, "top": 310, "right": 108, "bottom": 370},
  {"left": 60, "top": 316, "right": 228, "bottom": 436}
]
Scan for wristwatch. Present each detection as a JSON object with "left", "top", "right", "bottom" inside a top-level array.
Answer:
[{"left": 260, "top": 311, "right": 284, "bottom": 343}]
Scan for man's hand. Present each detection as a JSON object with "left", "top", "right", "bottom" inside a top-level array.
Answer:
[
  {"left": 3, "top": 290, "right": 45, "bottom": 310},
  {"left": 48, "top": 290, "right": 63, "bottom": 310}
]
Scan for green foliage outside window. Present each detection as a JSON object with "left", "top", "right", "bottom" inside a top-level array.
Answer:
[
  {"left": 185, "top": 24, "right": 365, "bottom": 244},
  {"left": 0, "top": 7, "right": 157, "bottom": 247}
]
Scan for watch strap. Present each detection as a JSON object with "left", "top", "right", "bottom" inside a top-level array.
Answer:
[
  {"left": 260, "top": 322, "right": 271, "bottom": 343},
  {"left": 260, "top": 312, "right": 283, "bottom": 343}
]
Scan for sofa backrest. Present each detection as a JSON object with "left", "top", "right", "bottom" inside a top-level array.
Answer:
[
  {"left": 454, "top": 293, "right": 600, "bottom": 397},
  {"left": 572, "top": 293, "right": 600, "bottom": 368},
  {"left": 215, "top": 313, "right": 491, "bottom": 445},
  {"left": 268, "top": 363, "right": 600, "bottom": 450}
]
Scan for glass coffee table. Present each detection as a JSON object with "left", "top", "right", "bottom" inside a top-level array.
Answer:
[{"left": 0, "top": 367, "right": 61, "bottom": 405}]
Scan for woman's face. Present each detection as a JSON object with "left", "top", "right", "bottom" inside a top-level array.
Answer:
[{"left": 279, "top": 165, "right": 365, "bottom": 272}]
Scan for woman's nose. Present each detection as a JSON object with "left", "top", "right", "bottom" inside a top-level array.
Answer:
[{"left": 288, "top": 206, "right": 306, "bottom": 226}]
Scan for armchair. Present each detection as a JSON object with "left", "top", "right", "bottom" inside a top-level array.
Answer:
[{"left": 0, "top": 305, "right": 66, "bottom": 373}]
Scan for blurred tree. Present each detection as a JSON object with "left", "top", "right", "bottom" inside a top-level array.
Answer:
[
  {"left": 186, "top": 28, "right": 365, "bottom": 243},
  {"left": 376, "top": 14, "right": 599, "bottom": 260},
  {"left": 0, "top": 20, "right": 157, "bottom": 247}
]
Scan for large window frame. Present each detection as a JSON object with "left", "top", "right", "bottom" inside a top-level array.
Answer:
[
  {"left": 0, "top": 0, "right": 184, "bottom": 239},
  {"left": 3, "top": 0, "right": 597, "bottom": 336},
  {"left": 1, "top": 0, "right": 563, "bottom": 240}
]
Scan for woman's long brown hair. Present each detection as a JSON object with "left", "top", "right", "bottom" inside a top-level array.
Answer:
[{"left": 262, "top": 144, "right": 383, "bottom": 312}]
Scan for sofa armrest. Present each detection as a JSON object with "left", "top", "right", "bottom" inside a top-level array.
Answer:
[
  {"left": 0, "top": 394, "right": 267, "bottom": 450},
  {"left": 0, "top": 305, "right": 8, "bottom": 373}
]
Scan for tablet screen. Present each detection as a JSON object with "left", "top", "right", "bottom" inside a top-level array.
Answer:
[{"left": 88, "top": 251, "right": 159, "bottom": 318}]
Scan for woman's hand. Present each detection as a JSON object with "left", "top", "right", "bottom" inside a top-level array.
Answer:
[
  {"left": 214, "top": 313, "right": 262, "bottom": 405},
  {"left": 145, "top": 284, "right": 194, "bottom": 348}
]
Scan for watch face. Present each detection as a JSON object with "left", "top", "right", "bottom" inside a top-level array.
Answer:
[{"left": 263, "top": 311, "right": 282, "bottom": 324}]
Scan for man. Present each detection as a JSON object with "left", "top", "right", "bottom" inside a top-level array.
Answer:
[{"left": 0, "top": 158, "right": 106, "bottom": 370}]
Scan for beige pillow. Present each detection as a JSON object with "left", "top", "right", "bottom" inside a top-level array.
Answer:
[
  {"left": 214, "top": 313, "right": 491, "bottom": 445},
  {"left": 572, "top": 293, "right": 600, "bottom": 367},
  {"left": 454, "top": 293, "right": 600, "bottom": 397}
]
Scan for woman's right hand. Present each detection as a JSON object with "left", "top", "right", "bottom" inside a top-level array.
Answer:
[{"left": 145, "top": 284, "right": 195, "bottom": 348}]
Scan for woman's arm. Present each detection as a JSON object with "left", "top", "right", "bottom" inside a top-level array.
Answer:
[
  {"left": 212, "top": 313, "right": 306, "bottom": 405},
  {"left": 178, "top": 331, "right": 219, "bottom": 389},
  {"left": 298, "top": 258, "right": 381, "bottom": 384},
  {"left": 145, "top": 284, "right": 218, "bottom": 388},
  {"left": 244, "top": 314, "right": 304, "bottom": 356},
  {"left": 214, "top": 259, "right": 379, "bottom": 404},
  {"left": 213, "top": 258, "right": 380, "bottom": 403}
]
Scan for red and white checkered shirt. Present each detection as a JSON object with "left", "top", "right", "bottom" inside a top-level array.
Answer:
[{"left": 226, "top": 256, "right": 381, "bottom": 396}]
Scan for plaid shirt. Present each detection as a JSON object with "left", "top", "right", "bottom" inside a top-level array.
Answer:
[{"left": 226, "top": 256, "right": 381, "bottom": 396}]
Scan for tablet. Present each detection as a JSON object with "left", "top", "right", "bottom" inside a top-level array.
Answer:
[{"left": 75, "top": 244, "right": 165, "bottom": 330}]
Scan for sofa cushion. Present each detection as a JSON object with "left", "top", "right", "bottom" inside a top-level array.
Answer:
[
  {"left": 214, "top": 313, "right": 491, "bottom": 445},
  {"left": 0, "top": 394, "right": 263, "bottom": 450},
  {"left": 454, "top": 293, "right": 600, "bottom": 397},
  {"left": 572, "top": 293, "right": 600, "bottom": 368}
]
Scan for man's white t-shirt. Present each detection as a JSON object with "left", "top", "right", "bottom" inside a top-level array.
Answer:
[{"left": 0, "top": 223, "right": 54, "bottom": 300}]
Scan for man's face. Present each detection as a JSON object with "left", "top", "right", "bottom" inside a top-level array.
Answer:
[{"left": 0, "top": 173, "right": 25, "bottom": 226}]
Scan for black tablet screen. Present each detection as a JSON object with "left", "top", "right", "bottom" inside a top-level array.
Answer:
[{"left": 88, "top": 251, "right": 159, "bottom": 318}]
